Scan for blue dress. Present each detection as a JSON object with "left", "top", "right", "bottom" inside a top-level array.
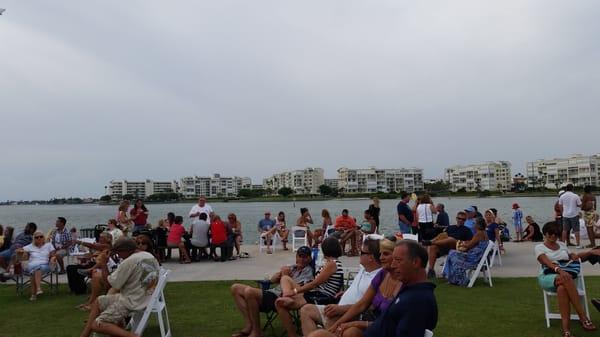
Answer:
[{"left": 443, "top": 241, "right": 489, "bottom": 286}]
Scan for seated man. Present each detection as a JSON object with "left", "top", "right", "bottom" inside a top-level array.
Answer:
[
  {"left": 79, "top": 238, "right": 160, "bottom": 337},
  {"left": 333, "top": 209, "right": 359, "bottom": 256},
  {"left": 230, "top": 246, "right": 314, "bottom": 337},
  {"left": 300, "top": 238, "right": 382, "bottom": 336},
  {"left": 424, "top": 211, "right": 473, "bottom": 279},
  {"left": 309, "top": 240, "right": 438, "bottom": 337},
  {"left": 0, "top": 222, "right": 37, "bottom": 278},
  {"left": 258, "top": 211, "right": 277, "bottom": 254},
  {"left": 49, "top": 217, "right": 73, "bottom": 274},
  {"left": 188, "top": 213, "right": 210, "bottom": 260}
]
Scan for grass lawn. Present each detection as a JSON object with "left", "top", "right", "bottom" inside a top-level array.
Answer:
[{"left": 1, "top": 277, "right": 599, "bottom": 337}]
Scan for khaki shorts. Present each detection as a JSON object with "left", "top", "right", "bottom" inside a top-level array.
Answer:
[
  {"left": 96, "top": 294, "right": 130, "bottom": 326},
  {"left": 55, "top": 249, "right": 68, "bottom": 258}
]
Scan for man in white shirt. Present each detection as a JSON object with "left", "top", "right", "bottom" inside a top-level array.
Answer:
[
  {"left": 559, "top": 184, "right": 583, "bottom": 247},
  {"left": 189, "top": 195, "right": 213, "bottom": 222},
  {"left": 299, "top": 238, "right": 382, "bottom": 336}
]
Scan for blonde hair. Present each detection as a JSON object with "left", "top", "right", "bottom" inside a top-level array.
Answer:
[
  {"left": 372, "top": 197, "right": 380, "bottom": 208},
  {"left": 380, "top": 238, "right": 395, "bottom": 253}
]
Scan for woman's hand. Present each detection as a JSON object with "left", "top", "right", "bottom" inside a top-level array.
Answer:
[{"left": 556, "top": 269, "right": 571, "bottom": 285}]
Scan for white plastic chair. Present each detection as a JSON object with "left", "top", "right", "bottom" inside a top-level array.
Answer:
[
  {"left": 542, "top": 261, "right": 590, "bottom": 328},
  {"left": 466, "top": 241, "right": 494, "bottom": 288},
  {"left": 128, "top": 268, "right": 171, "bottom": 337},
  {"left": 323, "top": 225, "right": 335, "bottom": 239},
  {"left": 259, "top": 231, "right": 280, "bottom": 253},
  {"left": 489, "top": 241, "right": 502, "bottom": 267},
  {"left": 425, "top": 329, "right": 434, "bottom": 337},
  {"left": 291, "top": 226, "right": 308, "bottom": 252},
  {"left": 402, "top": 233, "right": 419, "bottom": 242}
]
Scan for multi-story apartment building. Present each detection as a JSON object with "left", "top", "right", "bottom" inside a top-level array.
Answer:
[
  {"left": 324, "top": 179, "right": 340, "bottom": 190},
  {"left": 526, "top": 154, "right": 600, "bottom": 188},
  {"left": 337, "top": 167, "right": 424, "bottom": 193},
  {"left": 263, "top": 168, "right": 325, "bottom": 195},
  {"left": 179, "top": 174, "right": 252, "bottom": 198},
  {"left": 444, "top": 161, "right": 512, "bottom": 192},
  {"left": 108, "top": 180, "right": 178, "bottom": 199}
]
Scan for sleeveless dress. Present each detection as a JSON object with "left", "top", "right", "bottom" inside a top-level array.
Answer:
[{"left": 443, "top": 240, "right": 489, "bottom": 286}]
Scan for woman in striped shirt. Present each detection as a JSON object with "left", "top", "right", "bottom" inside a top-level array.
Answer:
[{"left": 275, "top": 237, "right": 344, "bottom": 337}]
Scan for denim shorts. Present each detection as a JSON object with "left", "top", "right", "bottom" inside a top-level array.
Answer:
[
  {"left": 398, "top": 221, "right": 411, "bottom": 234},
  {"left": 0, "top": 247, "right": 15, "bottom": 260},
  {"left": 25, "top": 263, "right": 51, "bottom": 274},
  {"left": 563, "top": 216, "right": 580, "bottom": 233}
]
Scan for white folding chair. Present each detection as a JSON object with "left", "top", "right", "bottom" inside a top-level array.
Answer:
[
  {"left": 291, "top": 226, "right": 308, "bottom": 252},
  {"left": 258, "top": 231, "right": 280, "bottom": 253},
  {"left": 424, "top": 329, "right": 434, "bottom": 337},
  {"left": 489, "top": 241, "right": 502, "bottom": 267},
  {"left": 402, "top": 233, "right": 419, "bottom": 242},
  {"left": 542, "top": 261, "right": 590, "bottom": 328},
  {"left": 128, "top": 268, "right": 171, "bottom": 337},
  {"left": 466, "top": 241, "right": 494, "bottom": 288},
  {"left": 323, "top": 225, "right": 335, "bottom": 239}
]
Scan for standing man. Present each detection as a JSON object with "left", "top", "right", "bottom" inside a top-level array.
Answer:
[
  {"left": 397, "top": 192, "right": 414, "bottom": 234},
  {"left": 79, "top": 238, "right": 160, "bottom": 337},
  {"left": 258, "top": 211, "right": 277, "bottom": 254},
  {"left": 582, "top": 185, "right": 597, "bottom": 247},
  {"left": 559, "top": 184, "right": 583, "bottom": 248},
  {"left": 50, "top": 217, "right": 72, "bottom": 274},
  {"left": 189, "top": 195, "right": 213, "bottom": 222}
]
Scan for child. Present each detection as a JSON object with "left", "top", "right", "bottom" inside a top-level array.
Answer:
[
  {"left": 154, "top": 219, "right": 168, "bottom": 262},
  {"left": 512, "top": 203, "right": 523, "bottom": 242}
]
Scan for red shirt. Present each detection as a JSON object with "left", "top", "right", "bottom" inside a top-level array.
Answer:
[
  {"left": 210, "top": 219, "right": 227, "bottom": 245},
  {"left": 130, "top": 208, "right": 148, "bottom": 226},
  {"left": 167, "top": 224, "right": 186, "bottom": 245},
  {"left": 335, "top": 215, "right": 357, "bottom": 230}
]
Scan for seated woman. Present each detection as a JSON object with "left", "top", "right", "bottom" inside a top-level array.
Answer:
[
  {"left": 484, "top": 209, "right": 503, "bottom": 252},
  {"left": 17, "top": 231, "right": 57, "bottom": 301},
  {"left": 0, "top": 225, "right": 14, "bottom": 252},
  {"left": 442, "top": 217, "right": 489, "bottom": 286},
  {"left": 359, "top": 209, "right": 377, "bottom": 238},
  {"left": 210, "top": 215, "right": 230, "bottom": 261},
  {"left": 227, "top": 213, "right": 243, "bottom": 258},
  {"left": 167, "top": 216, "right": 191, "bottom": 264},
  {"left": 67, "top": 232, "right": 112, "bottom": 296},
  {"left": 275, "top": 211, "right": 290, "bottom": 250},
  {"left": 297, "top": 208, "right": 315, "bottom": 247},
  {"left": 106, "top": 219, "right": 123, "bottom": 245},
  {"left": 535, "top": 222, "right": 596, "bottom": 336},
  {"left": 523, "top": 216, "right": 543, "bottom": 242},
  {"left": 230, "top": 246, "right": 314, "bottom": 337},
  {"left": 307, "top": 238, "right": 401, "bottom": 337},
  {"left": 275, "top": 237, "right": 344, "bottom": 337}
]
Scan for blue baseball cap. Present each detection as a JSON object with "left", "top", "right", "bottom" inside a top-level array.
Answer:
[{"left": 464, "top": 206, "right": 476, "bottom": 213}]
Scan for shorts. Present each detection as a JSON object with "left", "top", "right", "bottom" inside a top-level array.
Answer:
[
  {"left": 563, "top": 216, "right": 580, "bottom": 233},
  {"left": 437, "top": 246, "right": 450, "bottom": 258},
  {"left": 167, "top": 242, "right": 180, "bottom": 248},
  {"left": 259, "top": 290, "right": 278, "bottom": 312},
  {"left": 25, "top": 263, "right": 51, "bottom": 274},
  {"left": 538, "top": 273, "right": 557, "bottom": 292},
  {"left": 55, "top": 249, "right": 68, "bottom": 258},
  {"left": 583, "top": 211, "right": 597, "bottom": 225},
  {"left": 398, "top": 221, "right": 411, "bottom": 234},
  {"left": 96, "top": 294, "right": 131, "bottom": 326}
]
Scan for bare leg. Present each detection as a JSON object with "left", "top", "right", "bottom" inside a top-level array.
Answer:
[
  {"left": 235, "top": 236, "right": 241, "bottom": 255},
  {"left": 79, "top": 300, "right": 101, "bottom": 337},
  {"left": 84, "top": 270, "right": 105, "bottom": 306},
  {"left": 575, "top": 232, "right": 581, "bottom": 246},
  {"left": 244, "top": 287, "right": 263, "bottom": 337},
  {"left": 275, "top": 297, "right": 304, "bottom": 337},
  {"left": 341, "top": 327, "right": 363, "bottom": 337},
  {"left": 34, "top": 270, "right": 42, "bottom": 293},
  {"left": 91, "top": 320, "right": 138, "bottom": 337},
  {"left": 300, "top": 304, "right": 321, "bottom": 336},
  {"left": 178, "top": 243, "right": 191, "bottom": 262},
  {"left": 562, "top": 278, "right": 588, "bottom": 320},
  {"left": 307, "top": 230, "right": 313, "bottom": 247},
  {"left": 427, "top": 246, "right": 439, "bottom": 270},
  {"left": 307, "top": 330, "right": 336, "bottom": 337},
  {"left": 557, "top": 285, "right": 571, "bottom": 333},
  {"left": 56, "top": 255, "right": 65, "bottom": 273},
  {"left": 230, "top": 284, "right": 253, "bottom": 334},
  {"left": 562, "top": 230, "right": 569, "bottom": 244}
]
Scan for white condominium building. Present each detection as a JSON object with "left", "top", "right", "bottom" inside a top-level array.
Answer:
[
  {"left": 108, "top": 180, "right": 179, "bottom": 199},
  {"left": 337, "top": 167, "right": 424, "bottom": 193},
  {"left": 179, "top": 174, "right": 252, "bottom": 198},
  {"left": 444, "top": 161, "right": 511, "bottom": 192},
  {"left": 324, "top": 179, "right": 340, "bottom": 190},
  {"left": 263, "top": 168, "right": 325, "bottom": 195},
  {"left": 526, "top": 154, "right": 600, "bottom": 188}
]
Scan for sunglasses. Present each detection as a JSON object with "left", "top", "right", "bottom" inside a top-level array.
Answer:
[
  {"left": 360, "top": 251, "right": 371, "bottom": 256},
  {"left": 456, "top": 217, "right": 466, "bottom": 221},
  {"left": 34, "top": 236, "right": 44, "bottom": 239}
]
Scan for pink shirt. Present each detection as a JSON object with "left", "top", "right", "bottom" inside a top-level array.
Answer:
[{"left": 167, "top": 224, "right": 186, "bottom": 245}]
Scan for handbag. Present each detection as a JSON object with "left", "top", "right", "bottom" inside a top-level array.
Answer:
[{"left": 543, "top": 260, "right": 580, "bottom": 279}]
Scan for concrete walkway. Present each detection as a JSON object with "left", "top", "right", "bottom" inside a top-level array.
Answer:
[{"left": 159, "top": 241, "right": 600, "bottom": 282}]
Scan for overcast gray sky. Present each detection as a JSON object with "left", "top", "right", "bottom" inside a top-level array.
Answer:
[{"left": 1, "top": 1, "right": 599, "bottom": 200}]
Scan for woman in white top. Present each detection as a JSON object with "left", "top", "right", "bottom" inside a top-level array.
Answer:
[
  {"left": 117, "top": 201, "right": 133, "bottom": 236},
  {"left": 17, "top": 231, "right": 56, "bottom": 301},
  {"left": 106, "top": 219, "right": 123, "bottom": 245},
  {"left": 535, "top": 222, "right": 597, "bottom": 336},
  {"left": 416, "top": 194, "right": 437, "bottom": 241}
]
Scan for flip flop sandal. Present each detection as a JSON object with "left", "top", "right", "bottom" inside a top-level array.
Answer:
[
  {"left": 581, "top": 319, "right": 597, "bottom": 331},
  {"left": 240, "top": 252, "right": 250, "bottom": 258}
]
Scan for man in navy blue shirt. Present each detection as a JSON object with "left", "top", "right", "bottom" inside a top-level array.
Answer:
[
  {"left": 397, "top": 192, "right": 414, "bottom": 234},
  {"left": 363, "top": 240, "right": 437, "bottom": 337},
  {"left": 424, "top": 211, "right": 473, "bottom": 279}
]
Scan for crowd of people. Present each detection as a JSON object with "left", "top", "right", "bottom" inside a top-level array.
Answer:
[{"left": 2, "top": 187, "right": 600, "bottom": 336}]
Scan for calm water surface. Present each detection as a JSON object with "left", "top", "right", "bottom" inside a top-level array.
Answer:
[{"left": 0, "top": 197, "right": 559, "bottom": 243}]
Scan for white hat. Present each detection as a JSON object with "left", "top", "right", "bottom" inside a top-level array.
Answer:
[{"left": 558, "top": 190, "right": 565, "bottom": 196}]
